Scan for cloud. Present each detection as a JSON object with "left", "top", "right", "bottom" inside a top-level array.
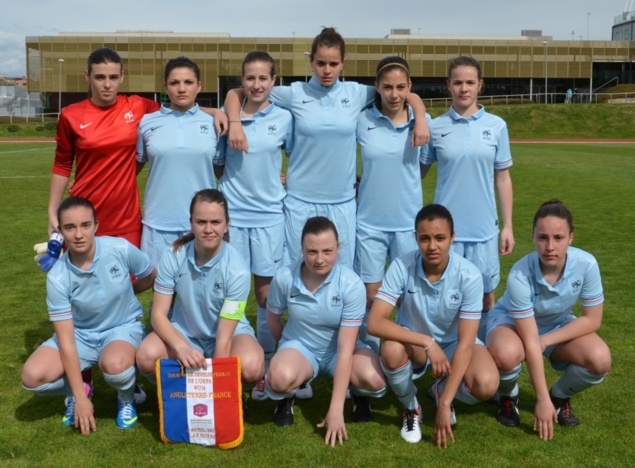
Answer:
[{"left": 0, "top": 32, "right": 26, "bottom": 77}]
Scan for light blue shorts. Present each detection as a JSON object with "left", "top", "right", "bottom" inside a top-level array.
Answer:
[
  {"left": 354, "top": 224, "right": 416, "bottom": 283},
  {"left": 283, "top": 195, "right": 356, "bottom": 268},
  {"left": 42, "top": 321, "right": 145, "bottom": 371},
  {"left": 485, "top": 307, "right": 576, "bottom": 371},
  {"left": 141, "top": 225, "right": 188, "bottom": 267},
  {"left": 229, "top": 222, "right": 284, "bottom": 277},
  {"left": 452, "top": 237, "right": 500, "bottom": 293},
  {"left": 172, "top": 320, "right": 256, "bottom": 358}
]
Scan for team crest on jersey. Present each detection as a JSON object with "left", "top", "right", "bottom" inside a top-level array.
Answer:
[
  {"left": 340, "top": 98, "right": 350, "bottom": 108},
  {"left": 569, "top": 278, "right": 582, "bottom": 295},
  {"left": 108, "top": 263, "right": 123, "bottom": 279},
  {"left": 480, "top": 128, "right": 493, "bottom": 141},
  {"left": 213, "top": 281, "right": 223, "bottom": 294},
  {"left": 124, "top": 111, "right": 135, "bottom": 124},
  {"left": 198, "top": 122, "right": 211, "bottom": 136},
  {"left": 446, "top": 290, "right": 461, "bottom": 308},
  {"left": 330, "top": 295, "right": 342, "bottom": 308},
  {"left": 267, "top": 124, "right": 277, "bottom": 135}
]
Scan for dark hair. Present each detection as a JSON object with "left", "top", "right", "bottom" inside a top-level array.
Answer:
[
  {"left": 301, "top": 216, "right": 339, "bottom": 246},
  {"left": 87, "top": 48, "right": 122, "bottom": 75},
  {"left": 173, "top": 189, "right": 230, "bottom": 252},
  {"left": 374, "top": 56, "right": 410, "bottom": 109},
  {"left": 242, "top": 50, "right": 276, "bottom": 77},
  {"left": 164, "top": 56, "right": 200, "bottom": 82},
  {"left": 310, "top": 27, "right": 345, "bottom": 61},
  {"left": 447, "top": 56, "right": 483, "bottom": 81},
  {"left": 415, "top": 204, "right": 454, "bottom": 234},
  {"left": 57, "top": 197, "right": 96, "bottom": 226},
  {"left": 532, "top": 199, "right": 574, "bottom": 233}
]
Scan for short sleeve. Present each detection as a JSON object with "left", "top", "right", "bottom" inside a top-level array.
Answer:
[
  {"left": 266, "top": 268, "right": 291, "bottom": 315},
  {"left": 154, "top": 248, "right": 180, "bottom": 296},
  {"left": 494, "top": 121, "right": 513, "bottom": 170},
  {"left": 340, "top": 273, "right": 365, "bottom": 327},
  {"left": 46, "top": 263, "right": 73, "bottom": 322},
  {"left": 214, "top": 135, "right": 228, "bottom": 166},
  {"left": 270, "top": 86, "right": 293, "bottom": 109},
  {"left": 376, "top": 257, "right": 408, "bottom": 307},
  {"left": 506, "top": 268, "right": 534, "bottom": 320},
  {"left": 458, "top": 268, "right": 484, "bottom": 320},
  {"left": 580, "top": 256, "right": 604, "bottom": 308}
]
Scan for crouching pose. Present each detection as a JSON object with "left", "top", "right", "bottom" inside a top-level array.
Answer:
[
  {"left": 368, "top": 204, "right": 499, "bottom": 447},
  {"left": 22, "top": 197, "right": 156, "bottom": 433},
  {"left": 265, "top": 217, "right": 386, "bottom": 447},
  {"left": 135, "top": 189, "right": 264, "bottom": 408},
  {"left": 486, "top": 199, "right": 610, "bottom": 440}
]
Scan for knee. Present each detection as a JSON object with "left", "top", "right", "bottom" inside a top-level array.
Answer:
[
  {"left": 379, "top": 341, "right": 407, "bottom": 370},
  {"left": 488, "top": 344, "right": 523, "bottom": 372},
  {"left": 21, "top": 364, "right": 43, "bottom": 390},
  {"left": 587, "top": 346, "right": 612, "bottom": 375},
  {"left": 267, "top": 365, "right": 297, "bottom": 394},
  {"left": 470, "top": 372, "right": 500, "bottom": 401},
  {"left": 135, "top": 344, "right": 161, "bottom": 374},
  {"left": 355, "top": 366, "right": 386, "bottom": 392},
  {"left": 241, "top": 354, "right": 264, "bottom": 385}
]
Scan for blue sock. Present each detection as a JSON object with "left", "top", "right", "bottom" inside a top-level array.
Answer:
[
  {"left": 23, "top": 377, "right": 71, "bottom": 396},
  {"left": 498, "top": 364, "right": 521, "bottom": 397},
  {"left": 551, "top": 365, "right": 606, "bottom": 399},
  {"left": 103, "top": 366, "right": 136, "bottom": 402},
  {"left": 257, "top": 306, "right": 276, "bottom": 356},
  {"left": 381, "top": 360, "right": 418, "bottom": 410},
  {"left": 351, "top": 384, "right": 387, "bottom": 399}
]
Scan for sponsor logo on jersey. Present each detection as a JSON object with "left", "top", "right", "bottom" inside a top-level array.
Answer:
[
  {"left": 441, "top": 132, "right": 452, "bottom": 138},
  {"left": 80, "top": 122, "right": 93, "bottom": 129},
  {"left": 367, "top": 126, "right": 378, "bottom": 131},
  {"left": 302, "top": 99, "right": 315, "bottom": 104}
]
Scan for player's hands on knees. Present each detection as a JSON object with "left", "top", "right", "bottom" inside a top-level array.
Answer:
[
  {"left": 74, "top": 397, "right": 96, "bottom": 435},
  {"left": 426, "top": 343, "right": 450, "bottom": 379},
  {"left": 176, "top": 346, "right": 207, "bottom": 369},
  {"left": 434, "top": 405, "right": 455, "bottom": 449},
  {"left": 534, "top": 399, "right": 557, "bottom": 441},
  {"left": 317, "top": 410, "right": 348, "bottom": 447},
  {"left": 229, "top": 124, "right": 249, "bottom": 153}
]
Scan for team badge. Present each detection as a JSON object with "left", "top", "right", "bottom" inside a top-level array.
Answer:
[
  {"left": 569, "top": 278, "right": 582, "bottom": 295},
  {"left": 446, "top": 290, "right": 461, "bottom": 309},
  {"left": 213, "top": 281, "right": 223, "bottom": 294},
  {"left": 480, "top": 128, "right": 493, "bottom": 141},
  {"left": 108, "top": 263, "right": 123, "bottom": 279},
  {"left": 267, "top": 124, "right": 277, "bottom": 135},
  {"left": 330, "top": 295, "right": 342, "bottom": 308},
  {"left": 193, "top": 403, "right": 209, "bottom": 418},
  {"left": 198, "top": 122, "right": 211, "bottom": 136},
  {"left": 340, "top": 98, "right": 350, "bottom": 108},
  {"left": 124, "top": 111, "right": 135, "bottom": 124}
]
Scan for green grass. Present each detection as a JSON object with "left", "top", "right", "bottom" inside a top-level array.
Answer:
[{"left": 1, "top": 141, "right": 634, "bottom": 465}]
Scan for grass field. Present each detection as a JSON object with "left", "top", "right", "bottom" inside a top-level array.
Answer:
[{"left": 0, "top": 141, "right": 633, "bottom": 466}]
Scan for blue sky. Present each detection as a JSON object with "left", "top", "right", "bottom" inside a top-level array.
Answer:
[{"left": 1, "top": 0, "right": 626, "bottom": 77}]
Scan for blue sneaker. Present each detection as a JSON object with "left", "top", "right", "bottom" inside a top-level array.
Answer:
[{"left": 116, "top": 400, "right": 138, "bottom": 429}]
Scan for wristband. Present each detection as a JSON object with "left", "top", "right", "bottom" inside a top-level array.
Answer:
[{"left": 422, "top": 338, "right": 435, "bottom": 352}]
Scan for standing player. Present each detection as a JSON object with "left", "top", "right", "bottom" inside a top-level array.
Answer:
[
  {"left": 355, "top": 56, "right": 429, "bottom": 352},
  {"left": 214, "top": 51, "right": 294, "bottom": 401},
  {"left": 137, "top": 56, "right": 218, "bottom": 267},
  {"left": 421, "top": 56, "right": 514, "bottom": 339},
  {"left": 21, "top": 197, "right": 156, "bottom": 433},
  {"left": 486, "top": 200, "right": 610, "bottom": 440},
  {"left": 135, "top": 190, "right": 264, "bottom": 398},
  {"left": 367, "top": 204, "right": 499, "bottom": 447},
  {"left": 265, "top": 217, "right": 386, "bottom": 446}
]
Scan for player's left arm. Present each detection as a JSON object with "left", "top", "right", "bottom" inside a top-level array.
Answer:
[
  {"left": 495, "top": 168, "right": 514, "bottom": 255},
  {"left": 200, "top": 107, "right": 229, "bottom": 136},
  {"left": 214, "top": 316, "right": 240, "bottom": 358},
  {"left": 540, "top": 303, "right": 603, "bottom": 349},
  {"left": 406, "top": 95, "right": 430, "bottom": 146}
]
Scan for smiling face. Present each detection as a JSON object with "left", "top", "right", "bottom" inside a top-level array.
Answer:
[
  {"left": 58, "top": 206, "right": 98, "bottom": 258},
  {"left": 310, "top": 46, "right": 344, "bottom": 87},
  {"left": 85, "top": 62, "right": 124, "bottom": 107},
  {"left": 191, "top": 201, "right": 228, "bottom": 259},
  {"left": 533, "top": 215, "right": 573, "bottom": 272},
  {"left": 301, "top": 230, "right": 339, "bottom": 279},
  {"left": 375, "top": 68, "right": 411, "bottom": 118},
  {"left": 447, "top": 65, "right": 482, "bottom": 116},
  {"left": 241, "top": 60, "right": 276, "bottom": 109},
  {"left": 165, "top": 66, "right": 201, "bottom": 112},
  {"left": 416, "top": 217, "right": 454, "bottom": 273}
]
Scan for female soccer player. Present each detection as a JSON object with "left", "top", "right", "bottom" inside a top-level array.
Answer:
[
  {"left": 367, "top": 204, "right": 499, "bottom": 447},
  {"left": 21, "top": 197, "right": 156, "bottom": 433},
  {"left": 137, "top": 56, "right": 219, "bottom": 267},
  {"left": 486, "top": 199, "right": 610, "bottom": 440},
  {"left": 225, "top": 27, "right": 430, "bottom": 270},
  {"left": 214, "top": 51, "right": 294, "bottom": 401},
  {"left": 135, "top": 189, "right": 264, "bottom": 392},
  {"left": 355, "top": 56, "right": 429, "bottom": 351},
  {"left": 421, "top": 56, "right": 514, "bottom": 338},
  {"left": 265, "top": 217, "right": 386, "bottom": 446}
]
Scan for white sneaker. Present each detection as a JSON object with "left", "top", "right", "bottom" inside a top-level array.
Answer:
[
  {"left": 400, "top": 406, "right": 422, "bottom": 443},
  {"left": 295, "top": 382, "right": 313, "bottom": 400},
  {"left": 428, "top": 380, "right": 456, "bottom": 426},
  {"left": 251, "top": 376, "right": 269, "bottom": 402}
]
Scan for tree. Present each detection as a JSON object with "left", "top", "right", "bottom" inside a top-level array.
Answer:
[{"left": 0, "top": 95, "right": 20, "bottom": 124}]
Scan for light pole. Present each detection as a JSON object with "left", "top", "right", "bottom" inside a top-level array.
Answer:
[
  {"left": 304, "top": 52, "right": 310, "bottom": 82},
  {"left": 543, "top": 41, "right": 548, "bottom": 104},
  {"left": 58, "top": 58, "right": 64, "bottom": 115}
]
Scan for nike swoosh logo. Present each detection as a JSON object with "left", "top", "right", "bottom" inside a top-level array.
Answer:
[
  {"left": 441, "top": 132, "right": 452, "bottom": 137},
  {"left": 407, "top": 289, "right": 418, "bottom": 294},
  {"left": 274, "top": 258, "right": 282, "bottom": 263},
  {"left": 290, "top": 292, "right": 301, "bottom": 298},
  {"left": 302, "top": 100, "right": 315, "bottom": 104},
  {"left": 80, "top": 123, "right": 93, "bottom": 129},
  {"left": 151, "top": 126, "right": 161, "bottom": 131},
  {"left": 367, "top": 126, "right": 378, "bottom": 131}
]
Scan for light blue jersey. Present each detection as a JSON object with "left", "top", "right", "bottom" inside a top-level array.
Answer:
[
  {"left": 422, "top": 105, "right": 512, "bottom": 242},
  {"left": 137, "top": 104, "right": 218, "bottom": 232},
  {"left": 270, "top": 77, "right": 375, "bottom": 203},
  {"left": 356, "top": 105, "right": 428, "bottom": 231},
  {"left": 46, "top": 237, "right": 154, "bottom": 331},
  {"left": 376, "top": 251, "right": 483, "bottom": 346},
  {"left": 489, "top": 247, "right": 603, "bottom": 333},
  {"left": 267, "top": 262, "right": 365, "bottom": 361},
  {"left": 154, "top": 241, "right": 252, "bottom": 341},
  {"left": 215, "top": 102, "right": 293, "bottom": 228}
]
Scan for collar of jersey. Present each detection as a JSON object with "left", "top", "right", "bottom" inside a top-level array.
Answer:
[
  {"left": 416, "top": 250, "right": 454, "bottom": 286},
  {"left": 308, "top": 75, "right": 342, "bottom": 92},
  {"left": 531, "top": 248, "right": 573, "bottom": 289},
  {"left": 239, "top": 98, "right": 275, "bottom": 122},
  {"left": 448, "top": 104, "right": 485, "bottom": 122},
  {"left": 371, "top": 104, "right": 415, "bottom": 130},
  {"left": 160, "top": 103, "right": 200, "bottom": 115},
  {"left": 290, "top": 261, "right": 340, "bottom": 296},
  {"left": 65, "top": 237, "right": 101, "bottom": 275},
  {"left": 185, "top": 240, "right": 227, "bottom": 271}
]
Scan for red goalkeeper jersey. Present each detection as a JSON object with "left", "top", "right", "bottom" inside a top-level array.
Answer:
[{"left": 53, "top": 95, "right": 160, "bottom": 237}]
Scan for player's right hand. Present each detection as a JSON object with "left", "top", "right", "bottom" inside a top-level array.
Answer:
[{"left": 34, "top": 232, "right": 64, "bottom": 272}]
